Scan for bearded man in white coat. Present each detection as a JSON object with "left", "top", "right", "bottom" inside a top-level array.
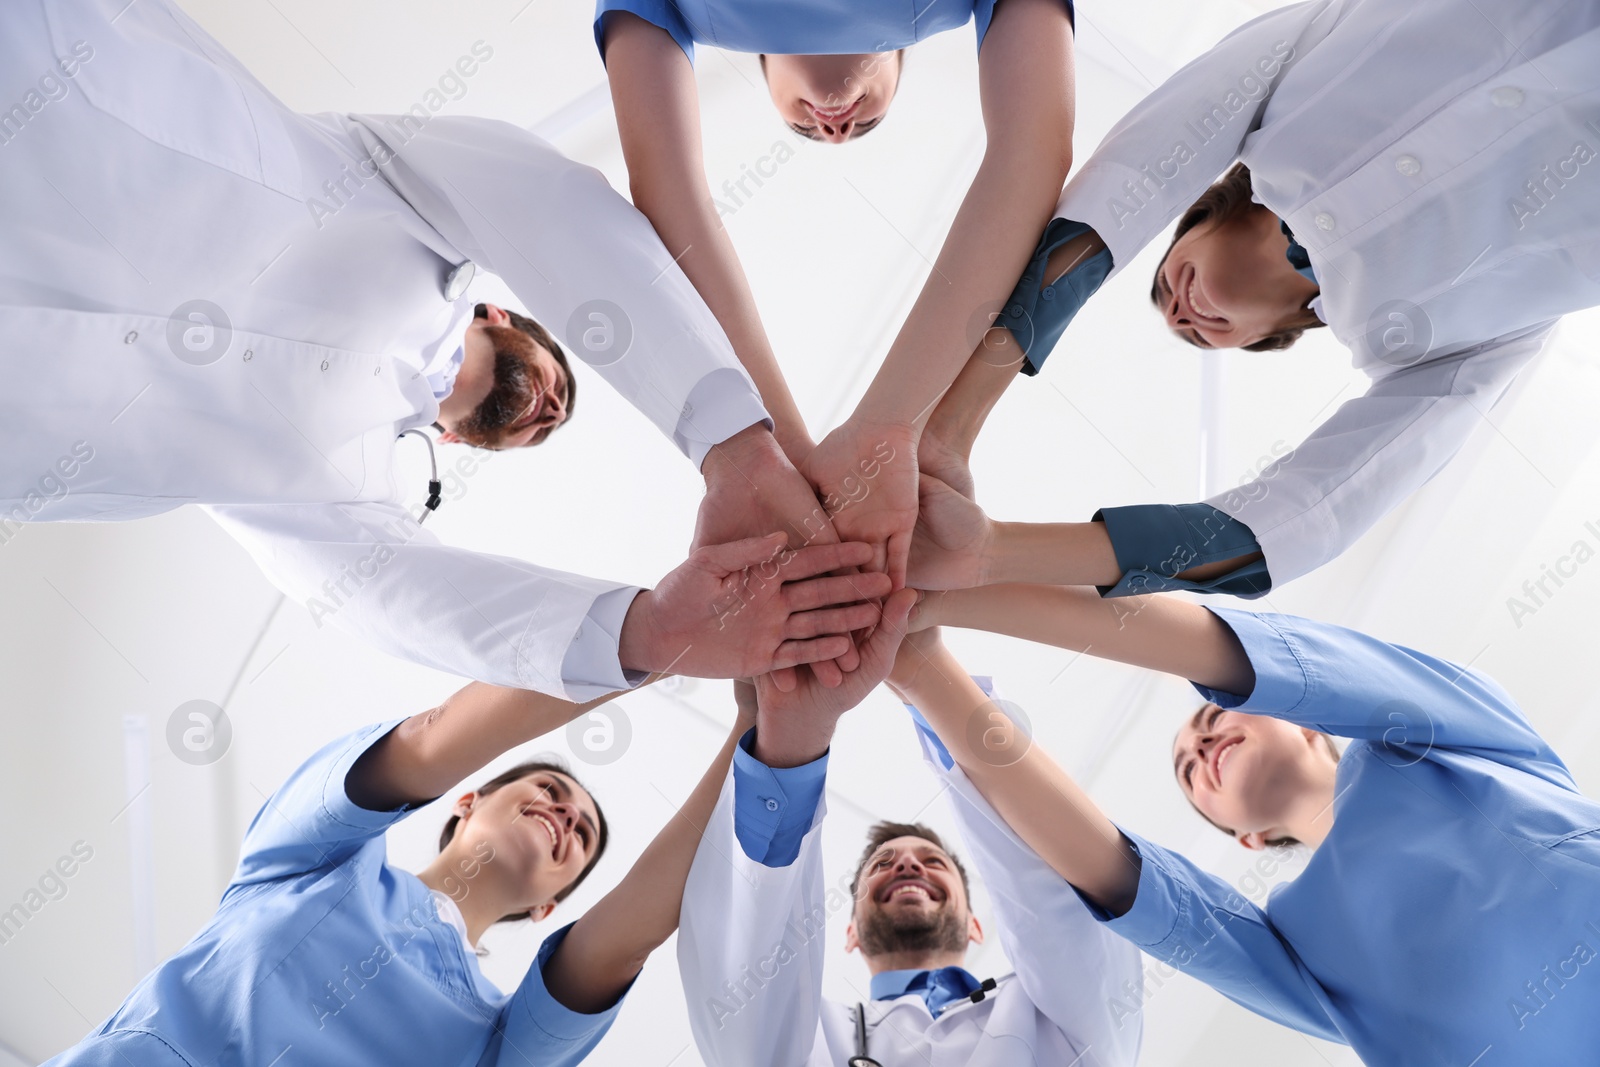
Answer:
[
  {"left": 0, "top": 0, "right": 885, "bottom": 700},
  {"left": 678, "top": 673, "right": 1142, "bottom": 1067}
]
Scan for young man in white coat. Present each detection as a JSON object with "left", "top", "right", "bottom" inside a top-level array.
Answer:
[
  {"left": 875, "top": 0, "right": 1600, "bottom": 603},
  {"left": 677, "top": 623, "right": 1142, "bottom": 1065},
  {"left": 0, "top": 0, "right": 884, "bottom": 700}
]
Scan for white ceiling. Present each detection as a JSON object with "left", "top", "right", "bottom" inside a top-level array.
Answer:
[{"left": 4, "top": 2, "right": 1600, "bottom": 1065}]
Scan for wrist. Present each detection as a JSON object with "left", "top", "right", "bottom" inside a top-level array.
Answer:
[
  {"left": 616, "top": 589, "right": 665, "bottom": 675},
  {"left": 703, "top": 423, "right": 788, "bottom": 484},
  {"left": 750, "top": 720, "right": 834, "bottom": 769}
]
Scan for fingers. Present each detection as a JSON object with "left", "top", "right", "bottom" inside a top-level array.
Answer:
[
  {"left": 697, "top": 531, "right": 790, "bottom": 574},
  {"left": 784, "top": 572, "right": 893, "bottom": 613},
  {"left": 775, "top": 540, "right": 876, "bottom": 582},
  {"left": 784, "top": 603, "right": 885, "bottom": 641},
  {"left": 808, "top": 659, "right": 844, "bottom": 688},
  {"left": 770, "top": 635, "right": 853, "bottom": 672},
  {"left": 885, "top": 528, "right": 912, "bottom": 592},
  {"left": 861, "top": 588, "right": 920, "bottom": 666},
  {"left": 768, "top": 665, "right": 799, "bottom": 693}
]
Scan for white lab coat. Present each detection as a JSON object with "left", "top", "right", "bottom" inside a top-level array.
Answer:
[
  {"left": 0, "top": 0, "right": 769, "bottom": 698},
  {"left": 1056, "top": 0, "right": 1600, "bottom": 585},
  {"left": 677, "top": 726, "right": 1143, "bottom": 1067}
]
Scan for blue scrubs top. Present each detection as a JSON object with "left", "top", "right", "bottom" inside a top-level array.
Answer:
[
  {"left": 1096, "top": 609, "right": 1600, "bottom": 1066},
  {"left": 595, "top": 0, "right": 1023, "bottom": 63},
  {"left": 46, "top": 720, "right": 626, "bottom": 1067}
]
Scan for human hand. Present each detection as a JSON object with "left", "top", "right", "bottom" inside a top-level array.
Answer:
[
  {"left": 618, "top": 535, "right": 892, "bottom": 683},
  {"left": 906, "top": 474, "right": 997, "bottom": 590},
  {"left": 801, "top": 419, "right": 920, "bottom": 589},
  {"left": 751, "top": 589, "right": 917, "bottom": 766},
  {"left": 697, "top": 426, "right": 867, "bottom": 686}
]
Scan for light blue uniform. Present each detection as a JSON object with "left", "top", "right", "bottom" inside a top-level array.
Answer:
[
  {"left": 1098, "top": 609, "right": 1600, "bottom": 1066},
  {"left": 46, "top": 720, "right": 626, "bottom": 1066},
  {"left": 593, "top": 0, "right": 1067, "bottom": 63}
]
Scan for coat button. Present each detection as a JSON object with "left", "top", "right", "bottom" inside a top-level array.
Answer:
[
  {"left": 1394, "top": 155, "right": 1421, "bottom": 176},
  {"left": 124, "top": 330, "right": 138, "bottom": 343},
  {"left": 1490, "top": 86, "right": 1524, "bottom": 108},
  {"left": 243, "top": 349, "right": 253, "bottom": 361},
  {"left": 1314, "top": 212, "right": 1335, "bottom": 231},
  {"left": 763, "top": 798, "right": 779, "bottom": 812},
  {"left": 321, "top": 359, "right": 329, "bottom": 371}
]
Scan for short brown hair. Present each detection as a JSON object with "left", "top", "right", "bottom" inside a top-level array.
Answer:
[
  {"left": 439, "top": 759, "right": 609, "bottom": 923},
  {"left": 851, "top": 821, "right": 971, "bottom": 903},
  {"left": 1150, "top": 163, "right": 1325, "bottom": 352}
]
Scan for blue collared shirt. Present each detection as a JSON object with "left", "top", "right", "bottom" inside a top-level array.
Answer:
[
  {"left": 730, "top": 727, "right": 829, "bottom": 867},
  {"left": 1096, "top": 608, "right": 1600, "bottom": 1064},
  {"left": 871, "top": 967, "right": 983, "bottom": 1018}
]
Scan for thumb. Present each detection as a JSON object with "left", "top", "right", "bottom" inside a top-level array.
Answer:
[
  {"left": 696, "top": 532, "right": 788, "bottom": 575},
  {"left": 861, "top": 588, "right": 918, "bottom": 669}
]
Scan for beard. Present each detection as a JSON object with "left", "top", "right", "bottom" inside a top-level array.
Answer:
[
  {"left": 854, "top": 900, "right": 969, "bottom": 957},
  {"left": 453, "top": 324, "right": 548, "bottom": 448}
]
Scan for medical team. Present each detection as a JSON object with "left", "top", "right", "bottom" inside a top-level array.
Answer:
[{"left": 8, "top": 0, "right": 1599, "bottom": 1063}]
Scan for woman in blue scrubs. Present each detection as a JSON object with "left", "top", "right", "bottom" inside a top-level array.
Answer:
[
  {"left": 598, "top": 0, "right": 1076, "bottom": 582},
  {"left": 44, "top": 679, "right": 752, "bottom": 1066},
  {"left": 893, "top": 586, "right": 1600, "bottom": 1064}
]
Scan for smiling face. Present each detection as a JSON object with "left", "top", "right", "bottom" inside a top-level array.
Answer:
[
  {"left": 846, "top": 835, "right": 979, "bottom": 960},
  {"left": 444, "top": 768, "right": 603, "bottom": 917},
  {"left": 1152, "top": 208, "right": 1321, "bottom": 350},
  {"left": 1172, "top": 703, "right": 1337, "bottom": 850},
  {"left": 762, "top": 52, "right": 901, "bottom": 143},
  {"left": 437, "top": 304, "right": 572, "bottom": 450}
]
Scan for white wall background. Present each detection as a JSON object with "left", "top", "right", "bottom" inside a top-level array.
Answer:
[{"left": 3, "top": 1, "right": 1599, "bottom": 1065}]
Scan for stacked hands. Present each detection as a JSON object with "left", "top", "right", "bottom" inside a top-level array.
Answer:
[{"left": 620, "top": 415, "right": 990, "bottom": 697}]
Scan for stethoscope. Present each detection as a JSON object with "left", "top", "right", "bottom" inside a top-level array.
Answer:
[
  {"left": 393, "top": 259, "right": 474, "bottom": 526},
  {"left": 397, "top": 428, "right": 444, "bottom": 524},
  {"left": 848, "top": 977, "right": 999, "bottom": 1067}
]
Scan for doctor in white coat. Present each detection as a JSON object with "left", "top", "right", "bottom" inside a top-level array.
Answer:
[
  {"left": 896, "top": 0, "right": 1600, "bottom": 601},
  {"left": 676, "top": 606, "right": 1142, "bottom": 1067},
  {"left": 0, "top": 0, "right": 883, "bottom": 700}
]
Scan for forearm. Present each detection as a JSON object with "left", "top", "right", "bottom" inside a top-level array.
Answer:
[
  {"left": 925, "top": 584, "right": 1254, "bottom": 694},
  {"left": 855, "top": 152, "right": 1067, "bottom": 428},
  {"left": 894, "top": 649, "right": 1138, "bottom": 914},
  {"left": 545, "top": 707, "right": 755, "bottom": 1012},
  {"left": 855, "top": 0, "right": 1073, "bottom": 427},
  {"left": 347, "top": 682, "right": 626, "bottom": 811},
  {"left": 606, "top": 18, "right": 810, "bottom": 460},
  {"left": 986, "top": 518, "right": 1260, "bottom": 587}
]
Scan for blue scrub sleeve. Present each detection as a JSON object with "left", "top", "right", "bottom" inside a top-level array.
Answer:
[
  {"left": 974, "top": 0, "right": 1075, "bottom": 47},
  {"left": 594, "top": 0, "right": 697, "bottom": 63},
  {"left": 483, "top": 922, "right": 632, "bottom": 1066},
  {"left": 998, "top": 218, "right": 1112, "bottom": 375},
  {"left": 1094, "top": 503, "right": 1271, "bottom": 599},
  {"left": 1196, "top": 608, "right": 1573, "bottom": 783},
  {"left": 730, "top": 727, "right": 829, "bottom": 867},
  {"left": 230, "top": 718, "right": 418, "bottom": 888},
  {"left": 1083, "top": 828, "right": 1343, "bottom": 1043}
]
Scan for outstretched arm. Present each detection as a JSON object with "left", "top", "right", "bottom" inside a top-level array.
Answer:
[
  {"left": 914, "top": 583, "right": 1254, "bottom": 696},
  {"left": 889, "top": 631, "right": 1138, "bottom": 914},
  {"left": 540, "top": 688, "right": 758, "bottom": 1013},
  {"left": 603, "top": 13, "right": 813, "bottom": 463},
  {"left": 804, "top": 0, "right": 1076, "bottom": 584},
  {"left": 346, "top": 679, "right": 633, "bottom": 813}
]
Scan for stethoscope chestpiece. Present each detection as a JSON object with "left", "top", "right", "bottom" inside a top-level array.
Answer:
[{"left": 443, "top": 260, "right": 476, "bottom": 301}]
